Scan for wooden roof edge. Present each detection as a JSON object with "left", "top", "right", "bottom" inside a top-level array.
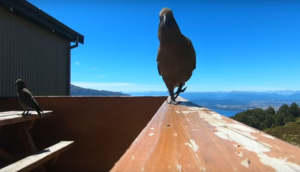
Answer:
[{"left": 110, "top": 97, "right": 300, "bottom": 172}]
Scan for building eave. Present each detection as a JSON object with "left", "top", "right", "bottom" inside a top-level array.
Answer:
[{"left": 0, "top": 0, "right": 84, "bottom": 44}]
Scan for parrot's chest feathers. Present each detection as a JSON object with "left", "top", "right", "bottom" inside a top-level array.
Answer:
[
  {"left": 18, "top": 93, "right": 26, "bottom": 102},
  {"left": 157, "top": 31, "right": 195, "bottom": 78},
  {"left": 17, "top": 90, "right": 23, "bottom": 99},
  {"left": 159, "top": 43, "right": 190, "bottom": 62}
]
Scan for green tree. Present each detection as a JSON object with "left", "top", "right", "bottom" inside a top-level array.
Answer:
[
  {"left": 277, "top": 104, "right": 289, "bottom": 116},
  {"left": 231, "top": 108, "right": 266, "bottom": 130},
  {"left": 265, "top": 106, "right": 276, "bottom": 115},
  {"left": 273, "top": 113, "right": 285, "bottom": 126},
  {"left": 284, "top": 114, "right": 295, "bottom": 124},
  {"left": 289, "top": 102, "right": 300, "bottom": 117},
  {"left": 262, "top": 115, "right": 274, "bottom": 129}
]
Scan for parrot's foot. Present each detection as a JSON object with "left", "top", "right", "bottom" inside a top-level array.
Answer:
[
  {"left": 167, "top": 96, "right": 180, "bottom": 105},
  {"left": 22, "top": 111, "right": 31, "bottom": 116},
  {"left": 174, "top": 86, "right": 187, "bottom": 99},
  {"left": 181, "top": 86, "right": 187, "bottom": 93}
]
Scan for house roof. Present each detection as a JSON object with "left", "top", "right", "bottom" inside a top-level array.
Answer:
[{"left": 0, "top": 0, "right": 84, "bottom": 44}]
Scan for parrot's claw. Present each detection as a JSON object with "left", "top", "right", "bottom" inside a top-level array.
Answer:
[
  {"left": 167, "top": 96, "right": 180, "bottom": 105},
  {"left": 174, "top": 86, "right": 187, "bottom": 99},
  {"left": 22, "top": 111, "right": 31, "bottom": 116},
  {"left": 181, "top": 86, "right": 187, "bottom": 93}
]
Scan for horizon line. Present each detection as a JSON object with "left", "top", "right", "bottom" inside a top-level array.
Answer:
[
  {"left": 71, "top": 83, "right": 300, "bottom": 93},
  {"left": 123, "top": 90, "right": 300, "bottom": 93}
]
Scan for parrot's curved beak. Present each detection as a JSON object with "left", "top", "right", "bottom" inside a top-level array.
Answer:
[{"left": 163, "top": 15, "right": 168, "bottom": 30}]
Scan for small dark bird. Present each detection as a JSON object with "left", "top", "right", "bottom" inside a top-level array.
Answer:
[
  {"left": 15, "top": 79, "right": 43, "bottom": 117},
  {"left": 157, "top": 7, "right": 196, "bottom": 105}
]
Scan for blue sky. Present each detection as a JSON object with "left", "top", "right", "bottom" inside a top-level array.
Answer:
[{"left": 28, "top": 0, "right": 300, "bottom": 92}]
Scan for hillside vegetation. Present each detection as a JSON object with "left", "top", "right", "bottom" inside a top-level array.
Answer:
[
  {"left": 71, "top": 84, "right": 129, "bottom": 96},
  {"left": 231, "top": 102, "right": 300, "bottom": 147}
]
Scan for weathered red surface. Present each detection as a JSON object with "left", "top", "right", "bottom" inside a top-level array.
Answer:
[{"left": 110, "top": 97, "right": 300, "bottom": 172}]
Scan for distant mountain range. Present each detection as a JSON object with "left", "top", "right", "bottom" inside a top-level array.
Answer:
[
  {"left": 71, "top": 84, "right": 129, "bottom": 96},
  {"left": 127, "top": 91, "right": 300, "bottom": 111},
  {"left": 127, "top": 91, "right": 300, "bottom": 100},
  {"left": 69, "top": 85, "right": 300, "bottom": 112}
]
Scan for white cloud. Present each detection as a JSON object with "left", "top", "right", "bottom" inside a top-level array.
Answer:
[
  {"left": 71, "top": 82, "right": 166, "bottom": 92},
  {"left": 75, "top": 62, "right": 80, "bottom": 66}
]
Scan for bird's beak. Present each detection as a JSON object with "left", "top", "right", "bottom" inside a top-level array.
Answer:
[{"left": 163, "top": 15, "right": 168, "bottom": 30}]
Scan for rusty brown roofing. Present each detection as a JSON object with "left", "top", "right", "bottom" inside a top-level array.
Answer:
[{"left": 110, "top": 97, "right": 300, "bottom": 172}]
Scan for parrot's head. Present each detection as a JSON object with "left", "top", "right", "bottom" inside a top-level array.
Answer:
[
  {"left": 15, "top": 79, "right": 26, "bottom": 90},
  {"left": 159, "top": 7, "right": 177, "bottom": 31}
]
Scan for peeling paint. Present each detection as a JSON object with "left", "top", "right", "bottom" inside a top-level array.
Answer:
[
  {"left": 228, "top": 128, "right": 258, "bottom": 140},
  {"left": 176, "top": 110, "right": 180, "bottom": 113},
  {"left": 176, "top": 164, "right": 182, "bottom": 172},
  {"left": 174, "top": 133, "right": 177, "bottom": 136},
  {"left": 235, "top": 151, "right": 243, "bottom": 157},
  {"left": 211, "top": 112, "right": 222, "bottom": 119},
  {"left": 214, "top": 132, "right": 232, "bottom": 141},
  {"left": 229, "top": 123, "right": 258, "bottom": 134},
  {"left": 131, "top": 155, "right": 135, "bottom": 160},
  {"left": 241, "top": 159, "right": 249, "bottom": 167},
  {"left": 200, "top": 166, "right": 206, "bottom": 171},
  {"left": 186, "top": 117, "right": 190, "bottom": 122},
  {"left": 261, "top": 133, "right": 275, "bottom": 139},
  {"left": 234, "top": 144, "right": 241, "bottom": 148},
  {"left": 195, "top": 154, "right": 200, "bottom": 163},
  {"left": 198, "top": 111, "right": 260, "bottom": 141},
  {"left": 259, "top": 154, "right": 300, "bottom": 172},
  {"left": 185, "top": 139, "right": 199, "bottom": 152},
  {"left": 150, "top": 127, "right": 154, "bottom": 130},
  {"left": 258, "top": 141, "right": 273, "bottom": 148},
  {"left": 233, "top": 120, "right": 240, "bottom": 124},
  {"left": 195, "top": 109, "right": 300, "bottom": 171},
  {"left": 149, "top": 133, "right": 154, "bottom": 136},
  {"left": 141, "top": 167, "right": 144, "bottom": 171},
  {"left": 185, "top": 143, "right": 192, "bottom": 148},
  {"left": 190, "top": 139, "right": 199, "bottom": 152},
  {"left": 182, "top": 111, "right": 190, "bottom": 114},
  {"left": 189, "top": 107, "right": 205, "bottom": 111},
  {"left": 181, "top": 107, "right": 206, "bottom": 114}
]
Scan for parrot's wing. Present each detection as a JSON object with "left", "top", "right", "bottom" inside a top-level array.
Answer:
[{"left": 22, "top": 88, "right": 42, "bottom": 113}]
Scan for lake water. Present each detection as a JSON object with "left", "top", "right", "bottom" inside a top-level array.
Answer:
[{"left": 211, "top": 109, "right": 243, "bottom": 117}]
